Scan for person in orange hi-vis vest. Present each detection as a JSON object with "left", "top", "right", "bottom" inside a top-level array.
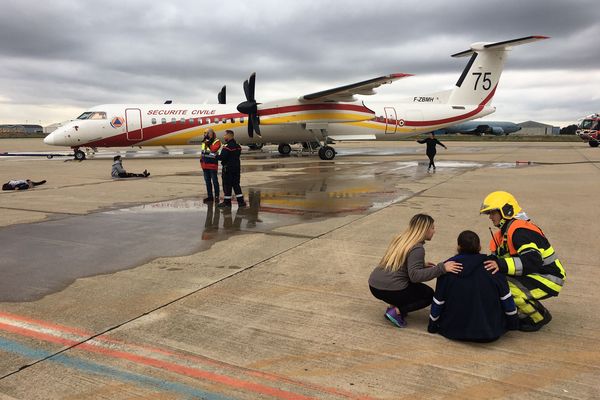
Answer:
[{"left": 480, "top": 191, "right": 566, "bottom": 332}]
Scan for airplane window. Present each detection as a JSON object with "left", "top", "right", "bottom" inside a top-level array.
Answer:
[
  {"left": 151, "top": 118, "right": 157, "bottom": 125},
  {"left": 180, "top": 118, "right": 185, "bottom": 124},
  {"left": 89, "top": 112, "right": 107, "bottom": 120},
  {"left": 223, "top": 119, "right": 227, "bottom": 124},
  {"left": 171, "top": 118, "right": 177, "bottom": 124},
  {"left": 77, "top": 112, "right": 94, "bottom": 120},
  {"left": 240, "top": 117, "right": 244, "bottom": 123},
  {"left": 206, "top": 118, "right": 211, "bottom": 124},
  {"left": 214, "top": 118, "right": 219, "bottom": 123},
  {"left": 230, "top": 118, "right": 234, "bottom": 123},
  {"left": 161, "top": 118, "right": 166, "bottom": 124}
]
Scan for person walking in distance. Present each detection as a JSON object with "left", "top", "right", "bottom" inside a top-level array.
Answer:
[
  {"left": 417, "top": 132, "right": 447, "bottom": 172},
  {"left": 217, "top": 130, "right": 246, "bottom": 209}
]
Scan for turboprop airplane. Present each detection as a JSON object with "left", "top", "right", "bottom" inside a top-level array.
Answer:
[{"left": 43, "top": 35, "right": 548, "bottom": 161}]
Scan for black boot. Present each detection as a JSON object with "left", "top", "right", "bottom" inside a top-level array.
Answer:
[{"left": 217, "top": 201, "right": 231, "bottom": 209}]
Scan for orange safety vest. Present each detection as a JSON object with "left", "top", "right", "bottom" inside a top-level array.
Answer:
[{"left": 489, "top": 219, "right": 544, "bottom": 255}]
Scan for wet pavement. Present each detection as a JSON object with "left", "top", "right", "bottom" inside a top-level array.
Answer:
[
  {"left": 0, "top": 159, "right": 482, "bottom": 302},
  {"left": 1, "top": 140, "right": 598, "bottom": 399}
]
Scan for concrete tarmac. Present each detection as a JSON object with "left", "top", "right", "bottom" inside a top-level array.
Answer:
[{"left": 0, "top": 138, "right": 599, "bottom": 399}]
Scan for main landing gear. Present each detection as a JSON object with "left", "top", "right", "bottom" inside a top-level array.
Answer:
[
  {"left": 248, "top": 143, "right": 264, "bottom": 150},
  {"left": 74, "top": 148, "right": 86, "bottom": 161},
  {"left": 278, "top": 143, "right": 292, "bottom": 155},
  {"left": 317, "top": 145, "right": 336, "bottom": 160}
]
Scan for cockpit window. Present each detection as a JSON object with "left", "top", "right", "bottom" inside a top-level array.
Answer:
[
  {"left": 77, "top": 111, "right": 107, "bottom": 120},
  {"left": 579, "top": 120, "right": 593, "bottom": 129}
]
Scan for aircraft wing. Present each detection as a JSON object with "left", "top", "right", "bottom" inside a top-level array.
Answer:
[{"left": 300, "top": 73, "right": 412, "bottom": 103}]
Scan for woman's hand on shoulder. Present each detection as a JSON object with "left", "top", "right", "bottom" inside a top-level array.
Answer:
[{"left": 443, "top": 260, "right": 462, "bottom": 274}]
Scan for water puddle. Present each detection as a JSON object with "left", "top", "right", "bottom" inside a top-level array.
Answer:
[{"left": 0, "top": 157, "right": 491, "bottom": 302}]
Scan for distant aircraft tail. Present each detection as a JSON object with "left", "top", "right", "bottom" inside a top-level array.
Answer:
[{"left": 446, "top": 36, "right": 548, "bottom": 106}]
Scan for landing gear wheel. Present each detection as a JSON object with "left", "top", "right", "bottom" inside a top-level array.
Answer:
[
  {"left": 589, "top": 140, "right": 599, "bottom": 148},
  {"left": 248, "top": 143, "right": 264, "bottom": 150},
  {"left": 74, "top": 149, "right": 86, "bottom": 161},
  {"left": 318, "top": 146, "right": 336, "bottom": 160},
  {"left": 278, "top": 143, "right": 292, "bottom": 155}
]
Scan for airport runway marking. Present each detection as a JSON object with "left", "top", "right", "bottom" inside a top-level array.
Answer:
[{"left": 0, "top": 311, "right": 376, "bottom": 400}]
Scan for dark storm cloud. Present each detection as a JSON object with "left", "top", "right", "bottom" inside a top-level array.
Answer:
[{"left": 0, "top": 0, "right": 598, "bottom": 123}]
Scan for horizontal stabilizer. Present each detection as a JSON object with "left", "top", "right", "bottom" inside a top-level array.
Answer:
[
  {"left": 452, "top": 35, "right": 549, "bottom": 58},
  {"left": 301, "top": 73, "right": 412, "bottom": 103}
]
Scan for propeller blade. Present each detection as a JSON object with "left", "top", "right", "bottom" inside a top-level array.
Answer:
[
  {"left": 238, "top": 73, "right": 259, "bottom": 138},
  {"left": 251, "top": 113, "right": 261, "bottom": 137},
  {"left": 217, "top": 86, "right": 226, "bottom": 104},
  {"left": 243, "top": 79, "right": 251, "bottom": 101},
  {"left": 248, "top": 73, "right": 256, "bottom": 101},
  {"left": 247, "top": 116, "right": 254, "bottom": 138}
]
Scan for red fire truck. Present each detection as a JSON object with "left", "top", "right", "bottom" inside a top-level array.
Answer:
[{"left": 576, "top": 113, "right": 600, "bottom": 147}]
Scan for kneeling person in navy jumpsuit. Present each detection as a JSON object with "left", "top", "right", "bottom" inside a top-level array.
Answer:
[{"left": 217, "top": 130, "right": 246, "bottom": 209}]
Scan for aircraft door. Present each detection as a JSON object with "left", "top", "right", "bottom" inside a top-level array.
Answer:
[
  {"left": 384, "top": 107, "right": 397, "bottom": 134},
  {"left": 125, "top": 108, "right": 143, "bottom": 141}
]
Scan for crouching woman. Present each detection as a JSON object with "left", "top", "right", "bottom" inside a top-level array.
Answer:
[{"left": 368, "top": 213, "right": 462, "bottom": 328}]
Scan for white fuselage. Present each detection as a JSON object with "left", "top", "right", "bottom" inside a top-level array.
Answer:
[{"left": 44, "top": 98, "right": 495, "bottom": 148}]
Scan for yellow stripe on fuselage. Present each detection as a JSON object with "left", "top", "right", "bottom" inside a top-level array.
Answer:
[
  {"left": 347, "top": 120, "right": 414, "bottom": 133},
  {"left": 261, "top": 112, "right": 372, "bottom": 125},
  {"left": 143, "top": 122, "right": 244, "bottom": 146}
]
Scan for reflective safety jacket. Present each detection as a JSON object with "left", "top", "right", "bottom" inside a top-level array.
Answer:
[
  {"left": 200, "top": 139, "right": 221, "bottom": 170},
  {"left": 490, "top": 219, "right": 566, "bottom": 296}
]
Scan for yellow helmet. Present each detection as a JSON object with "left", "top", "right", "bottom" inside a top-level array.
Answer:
[{"left": 479, "top": 191, "right": 521, "bottom": 219}]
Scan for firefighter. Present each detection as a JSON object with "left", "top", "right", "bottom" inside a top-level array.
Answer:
[
  {"left": 200, "top": 128, "right": 221, "bottom": 203},
  {"left": 217, "top": 130, "right": 246, "bottom": 209},
  {"left": 480, "top": 191, "right": 566, "bottom": 332}
]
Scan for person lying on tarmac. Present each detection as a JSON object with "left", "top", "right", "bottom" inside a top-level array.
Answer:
[
  {"left": 427, "top": 230, "right": 519, "bottom": 342},
  {"left": 111, "top": 155, "right": 150, "bottom": 178},
  {"left": 2, "top": 179, "right": 46, "bottom": 190}
]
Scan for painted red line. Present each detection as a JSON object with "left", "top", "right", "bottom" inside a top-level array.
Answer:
[
  {"left": 0, "top": 311, "right": 90, "bottom": 336},
  {"left": 0, "top": 322, "right": 315, "bottom": 400},
  {"left": 0, "top": 312, "right": 375, "bottom": 399}
]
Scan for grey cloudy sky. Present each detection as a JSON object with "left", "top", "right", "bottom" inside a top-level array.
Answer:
[{"left": 1, "top": 0, "right": 598, "bottom": 127}]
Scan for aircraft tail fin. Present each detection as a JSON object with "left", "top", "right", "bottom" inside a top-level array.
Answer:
[{"left": 447, "top": 36, "right": 549, "bottom": 106}]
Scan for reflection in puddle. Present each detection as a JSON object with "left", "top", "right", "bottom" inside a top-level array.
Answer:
[{"left": 0, "top": 158, "right": 484, "bottom": 302}]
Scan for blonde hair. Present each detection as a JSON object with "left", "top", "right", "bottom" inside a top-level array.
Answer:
[{"left": 379, "top": 214, "right": 434, "bottom": 272}]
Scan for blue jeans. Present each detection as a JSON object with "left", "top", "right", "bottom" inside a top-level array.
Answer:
[{"left": 203, "top": 169, "right": 219, "bottom": 199}]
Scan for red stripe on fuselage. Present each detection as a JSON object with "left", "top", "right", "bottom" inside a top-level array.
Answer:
[
  {"left": 259, "top": 103, "right": 373, "bottom": 117},
  {"left": 80, "top": 103, "right": 373, "bottom": 148},
  {"left": 374, "top": 85, "right": 497, "bottom": 127}
]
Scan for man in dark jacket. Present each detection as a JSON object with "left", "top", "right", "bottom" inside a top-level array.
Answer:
[
  {"left": 217, "top": 130, "right": 246, "bottom": 208},
  {"left": 428, "top": 230, "right": 519, "bottom": 342},
  {"left": 417, "top": 132, "right": 447, "bottom": 171}
]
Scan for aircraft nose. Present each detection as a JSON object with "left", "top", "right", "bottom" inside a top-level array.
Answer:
[{"left": 43, "top": 133, "right": 54, "bottom": 145}]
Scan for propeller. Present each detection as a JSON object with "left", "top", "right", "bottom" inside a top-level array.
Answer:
[
  {"left": 236, "top": 72, "right": 261, "bottom": 138},
  {"left": 217, "top": 86, "right": 226, "bottom": 104}
]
